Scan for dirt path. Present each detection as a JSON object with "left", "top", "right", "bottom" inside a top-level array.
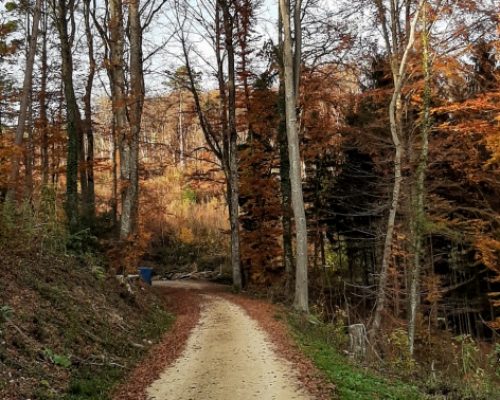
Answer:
[{"left": 146, "top": 291, "right": 311, "bottom": 400}]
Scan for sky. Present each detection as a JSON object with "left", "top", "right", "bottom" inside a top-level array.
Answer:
[{"left": 141, "top": 0, "right": 281, "bottom": 95}]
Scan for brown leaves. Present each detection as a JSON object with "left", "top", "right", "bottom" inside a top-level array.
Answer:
[
  {"left": 112, "top": 287, "right": 203, "bottom": 400},
  {"left": 223, "top": 292, "right": 336, "bottom": 400}
]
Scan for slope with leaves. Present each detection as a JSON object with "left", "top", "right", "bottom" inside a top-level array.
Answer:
[{"left": 0, "top": 206, "right": 172, "bottom": 400}]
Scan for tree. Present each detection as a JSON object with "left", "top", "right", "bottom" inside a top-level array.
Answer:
[
  {"left": 6, "top": 0, "right": 43, "bottom": 203},
  {"left": 122, "top": 0, "right": 144, "bottom": 239},
  {"left": 167, "top": 67, "right": 188, "bottom": 168},
  {"left": 220, "top": 0, "right": 243, "bottom": 290},
  {"left": 279, "top": 0, "right": 308, "bottom": 312},
  {"left": 52, "top": 0, "right": 83, "bottom": 230},
  {"left": 371, "top": 0, "right": 425, "bottom": 337},
  {"left": 176, "top": 0, "right": 244, "bottom": 289},
  {"left": 408, "top": 0, "right": 431, "bottom": 355},
  {"left": 101, "top": 0, "right": 144, "bottom": 239},
  {"left": 82, "top": 0, "right": 96, "bottom": 222},
  {"left": 277, "top": 3, "right": 294, "bottom": 291},
  {"left": 39, "top": 0, "right": 49, "bottom": 186}
]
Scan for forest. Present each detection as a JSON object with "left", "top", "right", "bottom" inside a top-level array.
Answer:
[{"left": 0, "top": 0, "right": 499, "bottom": 399}]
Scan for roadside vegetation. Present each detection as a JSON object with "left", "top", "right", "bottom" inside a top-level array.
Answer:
[
  {"left": 0, "top": 201, "right": 173, "bottom": 400},
  {"left": 288, "top": 312, "right": 500, "bottom": 400}
]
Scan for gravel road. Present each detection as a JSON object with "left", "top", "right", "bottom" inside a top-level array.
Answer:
[{"left": 147, "top": 295, "right": 311, "bottom": 400}]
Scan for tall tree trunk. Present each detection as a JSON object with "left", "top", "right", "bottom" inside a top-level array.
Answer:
[
  {"left": 278, "top": 5, "right": 294, "bottom": 291},
  {"left": 40, "top": 3, "right": 49, "bottom": 187},
  {"left": 82, "top": 0, "right": 96, "bottom": 223},
  {"left": 292, "top": 0, "right": 301, "bottom": 96},
  {"left": 408, "top": 2, "right": 430, "bottom": 355},
  {"left": 6, "top": 0, "right": 42, "bottom": 203},
  {"left": 120, "top": 0, "right": 143, "bottom": 239},
  {"left": 24, "top": 93, "right": 34, "bottom": 199},
  {"left": 371, "top": 0, "right": 424, "bottom": 336},
  {"left": 108, "top": 0, "right": 129, "bottom": 237},
  {"left": 279, "top": 0, "right": 308, "bottom": 312},
  {"left": 77, "top": 118, "right": 88, "bottom": 217},
  {"left": 55, "top": 0, "right": 82, "bottom": 231},
  {"left": 220, "top": 0, "right": 242, "bottom": 290},
  {"left": 178, "top": 90, "right": 185, "bottom": 168},
  {"left": 279, "top": 87, "right": 294, "bottom": 287},
  {"left": 112, "top": 123, "right": 119, "bottom": 226}
]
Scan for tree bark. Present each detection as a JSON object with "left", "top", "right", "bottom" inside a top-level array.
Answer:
[
  {"left": 220, "top": 0, "right": 242, "bottom": 290},
  {"left": 279, "top": 89, "right": 294, "bottom": 287},
  {"left": 112, "top": 123, "right": 119, "bottom": 226},
  {"left": 55, "top": 0, "right": 83, "bottom": 230},
  {"left": 371, "top": 0, "right": 424, "bottom": 336},
  {"left": 24, "top": 92, "right": 34, "bottom": 199},
  {"left": 279, "top": 0, "right": 308, "bottom": 312},
  {"left": 278, "top": 4, "right": 294, "bottom": 291},
  {"left": 82, "top": 0, "right": 96, "bottom": 223},
  {"left": 119, "top": 0, "right": 143, "bottom": 239},
  {"left": 6, "top": 0, "right": 43, "bottom": 203},
  {"left": 292, "top": 0, "right": 301, "bottom": 97},
  {"left": 408, "top": 1, "right": 430, "bottom": 355},
  {"left": 40, "top": 3, "right": 49, "bottom": 187},
  {"left": 107, "top": 0, "right": 136, "bottom": 238}
]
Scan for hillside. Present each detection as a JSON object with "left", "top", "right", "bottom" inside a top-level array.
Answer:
[{"left": 0, "top": 221, "right": 172, "bottom": 400}]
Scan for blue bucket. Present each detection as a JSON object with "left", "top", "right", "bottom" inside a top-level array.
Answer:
[{"left": 138, "top": 267, "right": 153, "bottom": 285}]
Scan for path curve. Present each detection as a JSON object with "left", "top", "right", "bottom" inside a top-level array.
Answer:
[{"left": 147, "top": 295, "right": 311, "bottom": 400}]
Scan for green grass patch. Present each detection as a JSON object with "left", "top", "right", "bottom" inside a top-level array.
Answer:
[
  {"left": 288, "top": 314, "right": 425, "bottom": 400},
  {"left": 65, "top": 366, "right": 124, "bottom": 400}
]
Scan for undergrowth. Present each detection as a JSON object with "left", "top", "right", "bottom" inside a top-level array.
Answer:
[
  {"left": 0, "top": 198, "right": 174, "bottom": 400},
  {"left": 288, "top": 313, "right": 426, "bottom": 400},
  {"left": 63, "top": 305, "right": 172, "bottom": 400},
  {"left": 140, "top": 169, "right": 230, "bottom": 276},
  {"left": 288, "top": 313, "right": 500, "bottom": 400}
]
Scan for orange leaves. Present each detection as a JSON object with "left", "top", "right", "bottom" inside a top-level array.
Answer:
[
  {"left": 239, "top": 136, "right": 284, "bottom": 284},
  {"left": 424, "top": 274, "right": 443, "bottom": 304},
  {"left": 300, "top": 68, "right": 347, "bottom": 165},
  {"left": 0, "top": 131, "right": 14, "bottom": 182},
  {"left": 431, "top": 85, "right": 500, "bottom": 181},
  {"left": 474, "top": 237, "right": 500, "bottom": 280},
  {"left": 433, "top": 91, "right": 500, "bottom": 115},
  {"left": 456, "top": 0, "right": 479, "bottom": 13},
  {"left": 179, "top": 226, "right": 195, "bottom": 244}
]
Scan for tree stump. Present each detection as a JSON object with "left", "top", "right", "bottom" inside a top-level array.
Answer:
[{"left": 348, "top": 323, "right": 367, "bottom": 360}]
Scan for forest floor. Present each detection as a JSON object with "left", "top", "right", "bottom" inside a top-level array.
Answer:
[
  {"left": 0, "top": 239, "right": 173, "bottom": 400},
  {"left": 113, "top": 280, "right": 335, "bottom": 400}
]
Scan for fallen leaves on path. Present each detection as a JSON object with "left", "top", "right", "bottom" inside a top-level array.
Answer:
[
  {"left": 223, "top": 293, "right": 336, "bottom": 400},
  {"left": 113, "top": 282, "right": 335, "bottom": 400},
  {"left": 112, "top": 287, "right": 202, "bottom": 400}
]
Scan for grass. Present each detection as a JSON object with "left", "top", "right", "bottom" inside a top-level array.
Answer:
[
  {"left": 0, "top": 206, "right": 176, "bottom": 400},
  {"left": 26, "top": 305, "right": 173, "bottom": 400},
  {"left": 65, "top": 366, "right": 124, "bottom": 400},
  {"left": 288, "top": 314, "right": 426, "bottom": 400},
  {"left": 62, "top": 306, "right": 173, "bottom": 400}
]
